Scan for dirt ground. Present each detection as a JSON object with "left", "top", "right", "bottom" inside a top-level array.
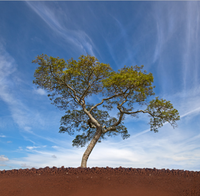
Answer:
[{"left": 0, "top": 166, "right": 200, "bottom": 196}]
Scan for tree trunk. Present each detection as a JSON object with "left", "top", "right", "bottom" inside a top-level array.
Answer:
[{"left": 81, "top": 126, "right": 102, "bottom": 168}]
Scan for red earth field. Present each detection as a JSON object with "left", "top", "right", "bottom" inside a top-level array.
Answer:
[{"left": 0, "top": 166, "right": 200, "bottom": 196}]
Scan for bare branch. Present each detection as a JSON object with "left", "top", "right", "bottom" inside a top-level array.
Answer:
[
  {"left": 102, "top": 89, "right": 131, "bottom": 133},
  {"left": 121, "top": 109, "right": 151, "bottom": 116},
  {"left": 102, "top": 125, "right": 118, "bottom": 133},
  {"left": 102, "top": 88, "right": 153, "bottom": 134},
  {"left": 89, "top": 88, "right": 130, "bottom": 113}
]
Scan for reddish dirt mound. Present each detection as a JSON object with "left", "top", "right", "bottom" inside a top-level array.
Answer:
[{"left": 0, "top": 166, "right": 200, "bottom": 196}]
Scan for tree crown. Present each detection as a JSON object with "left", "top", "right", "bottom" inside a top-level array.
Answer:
[{"left": 32, "top": 54, "right": 180, "bottom": 147}]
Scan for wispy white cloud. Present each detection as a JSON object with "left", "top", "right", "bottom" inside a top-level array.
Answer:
[
  {"left": 153, "top": 3, "right": 180, "bottom": 64},
  {"left": 182, "top": 2, "right": 200, "bottom": 93},
  {"left": 7, "top": 146, "right": 84, "bottom": 169},
  {"left": 153, "top": 2, "right": 200, "bottom": 96},
  {"left": 170, "top": 86, "right": 200, "bottom": 124},
  {"left": 33, "top": 88, "right": 47, "bottom": 96},
  {"left": 110, "top": 15, "right": 134, "bottom": 68},
  {"left": 0, "top": 155, "right": 9, "bottom": 162},
  {"left": 0, "top": 46, "right": 56, "bottom": 137},
  {"left": 26, "top": 2, "right": 97, "bottom": 56},
  {"left": 0, "top": 46, "right": 30, "bottom": 130}
]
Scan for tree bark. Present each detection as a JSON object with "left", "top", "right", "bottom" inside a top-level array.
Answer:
[{"left": 81, "top": 126, "right": 102, "bottom": 168}]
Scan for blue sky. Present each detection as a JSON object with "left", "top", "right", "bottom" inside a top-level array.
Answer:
[{"left": 0, "top": 1, "right": 200, "bottom": 171}]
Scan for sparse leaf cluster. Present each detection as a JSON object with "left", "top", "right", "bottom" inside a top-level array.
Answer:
[{"left": 145, "top": 97, "right": 180, "bottom": 132}]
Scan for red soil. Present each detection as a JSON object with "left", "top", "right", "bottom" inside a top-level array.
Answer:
[{"left": 0, "top": 166, "right": 200, "bottom": 196}]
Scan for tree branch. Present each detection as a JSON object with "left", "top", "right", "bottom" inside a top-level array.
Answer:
[
  {"left": 102, "top": 88, "right": 154, "bottom": 134},
  {"left": 78, "top": 69, "right": 95, "bottom": 103},
  {"left": 102, "top": 89, "right": 131, "bottom": 133},
  {"left": 49, "top": 65, "right": 85, "bottom": 106},
  {"left": 89, "top": 88, "right": 130, "bottom": 113}
]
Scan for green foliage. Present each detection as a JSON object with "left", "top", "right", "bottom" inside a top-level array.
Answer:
[
  {"left": 32, "top": 54, "right": 114, "bottom": 102},
  {"left": 32, "top": 54, "right": 180, "bottom": 148},
  {"left": 101, "top": 64, "right": 155, "bottom": 111},
  {"left": 145, "top": 97, "right": 180, "bottom": 133}
]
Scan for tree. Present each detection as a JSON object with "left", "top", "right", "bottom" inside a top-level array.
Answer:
[{"left": 32, "top": 54, "right": 180, "bottom": 168}]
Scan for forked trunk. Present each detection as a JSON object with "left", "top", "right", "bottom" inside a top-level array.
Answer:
[{"left": 81, "top": 126, "right": 102, "bottom": 168}]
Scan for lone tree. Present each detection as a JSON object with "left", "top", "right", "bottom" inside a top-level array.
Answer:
[{"left": 32, "top": 54, "right": 180, "bottom": 168}]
